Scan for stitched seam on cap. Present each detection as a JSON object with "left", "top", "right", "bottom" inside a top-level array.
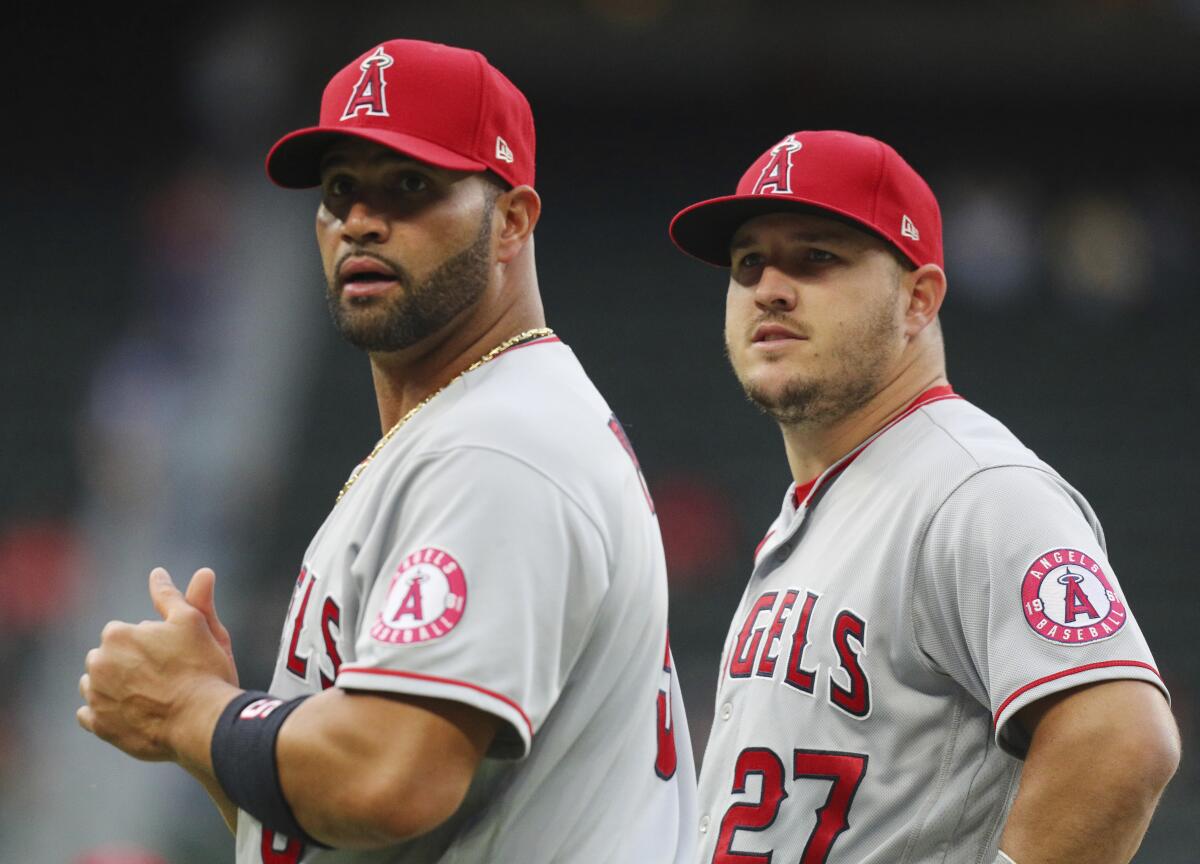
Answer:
[
  {"left": 471, "top": 51, "right": 488, "bottom": 163},
  {"left": 869, "top": 139, "right": 887, "bottom": 223},
  {"left": 933, "top": 173, "right": 943, "bottom": 256}
]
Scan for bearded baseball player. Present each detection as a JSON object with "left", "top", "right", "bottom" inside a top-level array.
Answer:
[
  {"left": 77, "top": 38, "right": 697, "bottom": 863},
  {"left": 668, "top": 130, "right": 1179, "bottom": 864}
]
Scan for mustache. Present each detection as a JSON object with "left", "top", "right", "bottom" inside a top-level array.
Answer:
[
  {"left": 749, "top": 311, "right": 808, "bottom": 337},
  {"left": 332, "top": 249, "right": 413, "bottom": 291}
]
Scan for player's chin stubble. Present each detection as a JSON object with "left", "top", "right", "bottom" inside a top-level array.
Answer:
[
  {"left": 327, "top": 197, "right": 495, "bottom": 353},
  {"left": 731, "top": 292, "right": 900, "bottom": 428}
]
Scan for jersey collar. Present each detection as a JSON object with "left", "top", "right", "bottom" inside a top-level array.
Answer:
[
  {"left": 790, "top": 384, "right": 959, "bottom": 510},
  {"left": 753, "top": 384, "right": 961, "bottom": 568}
]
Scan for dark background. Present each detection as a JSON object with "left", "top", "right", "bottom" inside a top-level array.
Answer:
[{"left": 2, "top": 1, "right": 1197, "bottom": 861}]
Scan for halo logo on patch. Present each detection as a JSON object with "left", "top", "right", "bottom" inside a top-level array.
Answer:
[
  {"left": 371, "top": 547, "right": 467, "bottom": 644},
  {"left": 1021, "top": 548, "right": 1126, "bottom": 645}
]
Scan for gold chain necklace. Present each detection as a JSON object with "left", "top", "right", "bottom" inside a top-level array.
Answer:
[{"left": 335, "top": 327, "right": 555, "bottom": 504}]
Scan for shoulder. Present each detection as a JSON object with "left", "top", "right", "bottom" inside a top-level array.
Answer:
[
  {"left": 913, "top": 399, "right": 1101, "bottom": 530},
  {"left": 833, "top": 396, "right": 1104, "bottom": 554},
  {"left": 367, "top": 340, "right": 638, "bottom": 530},
  {"left": 437, "top": 339, "right": 623, "bottom": 476},
  {"left": 855, "top": 396, "right": 1061, "bottom": 499},
  {"left": 910, "top": 439, "right": 1108, "bottom": 581},
  {"left": 894, "top": 396, "right": 1046, "bottom": 473}
]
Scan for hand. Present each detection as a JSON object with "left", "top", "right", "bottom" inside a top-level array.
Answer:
[
  {"left": 185, "top": 567, "right": 239, "bottom": 687},
  {"left": 77, "top": 567, "right": 241, "bottom": 763}
]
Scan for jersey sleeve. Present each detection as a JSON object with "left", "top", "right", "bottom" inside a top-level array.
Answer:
[
  {"left": 335, "top": 446, "right": 610, "bottom": 759},
  {"left": 911, "top": 466, "right": 1168, "bottom": 757}
]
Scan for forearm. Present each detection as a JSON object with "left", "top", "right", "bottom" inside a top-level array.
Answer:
[
  {"left": 278, "top": 694, "right": 403, "bottom": 849},
  {"left": 275, "top": 689, "right": 492, "bottom": 849},
  {"left": 999, "top": 681, "right": 1179, "bottom": 864},
  {"left": 188, "top": 762, "right": 240, "bottom": 834},
  {"left": 1000, "top": 760, "right": 1164, "bottom": 863},
  {"left": 168, "top": 677, "right": 246, "bottom": 832}
]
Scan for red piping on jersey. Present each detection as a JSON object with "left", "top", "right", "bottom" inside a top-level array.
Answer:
[
  {"left": 792, "top": 384, "right": 961, "bottom": 511},
  {"left": 337, "top": 667, "right": 534, "bottom": 738},
  {"left": 753, "top": 530, "right": 776, "bottom": 560},
  {"left": 791, "top": 477, "right": 819, "bottom": 510},
  {"left": 993, "top": 660, "right": 1164, "bottom": 727}
]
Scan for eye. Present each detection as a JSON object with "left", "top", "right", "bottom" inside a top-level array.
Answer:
[
  {"left": 392, "top": 172, "right": 430, "bottom": 194},
  {"left": 737, "top": 251, "right": 765, "bottom": 269},
  {"left": 805, "top": 248, "right": 837, "bottom": 263},
  {"left": 324, "top": 174, "right": 354, "bottom": 197}
]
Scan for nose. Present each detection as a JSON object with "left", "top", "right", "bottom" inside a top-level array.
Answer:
[
  {"left": 341, "top": 198, "right": 390, "bottom": 245},
  {"left": 753, "top": 266, "right": 798, "bottom": 312}
]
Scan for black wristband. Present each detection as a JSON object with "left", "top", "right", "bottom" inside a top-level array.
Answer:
[{"left": 211, "top": 690, "right": 326, "bottom": 848}]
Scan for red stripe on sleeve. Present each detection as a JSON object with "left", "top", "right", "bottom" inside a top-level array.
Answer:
[
  {"left": 994, "top": 660, "right": 1164, "bottom": 727},
  {"left": 338, "top": 666, "right": 534, "bottom": 738}
]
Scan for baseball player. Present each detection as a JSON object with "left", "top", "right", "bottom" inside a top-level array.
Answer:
[
  {"left": 77, "top": 39, "right": 696, "bottom": 863},
  {"left": 668, "top": 130, "right": 1179, "bottom": 864}
]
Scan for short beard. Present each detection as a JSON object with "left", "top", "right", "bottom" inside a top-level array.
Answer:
[
  {"left": 734, "top": 289, "right": 900, "bottom": 428},
  {"left": 327, "top": 195, "right": 495, "bottom": 353}
]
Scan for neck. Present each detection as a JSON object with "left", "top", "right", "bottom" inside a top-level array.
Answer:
[
  {"left": 780, "top": 363, "right": 949, "bottom": 485},
  {"left": 368, "top": 283, "right": 545, "bottom": 433}
]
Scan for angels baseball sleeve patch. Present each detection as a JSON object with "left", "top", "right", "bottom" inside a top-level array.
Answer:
[
  {"left": 1020, "top": 547, "right": 1127, "bottom": 644},
  {"left": 371, "top": 547, "right": 467, "bottom": 644}
]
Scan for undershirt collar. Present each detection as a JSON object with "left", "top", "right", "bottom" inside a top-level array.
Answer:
[{"left": 790, "top": 384, "right": 959, "bottom": 510}]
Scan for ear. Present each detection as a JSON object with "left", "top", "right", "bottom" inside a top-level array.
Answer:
[
  {"left": 495, "top": 185, "right": 541, "bottom": 264},
  {"left": 902, "top": 263, "right": 947, "bottom": 338}
]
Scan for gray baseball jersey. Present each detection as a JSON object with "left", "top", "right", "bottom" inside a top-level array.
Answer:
[
  {"left": 696, "top": 386, "right": 1168, "bottom": 864},
  {"left": 236, "top": 335, "right": 697, "bottom": 863}
]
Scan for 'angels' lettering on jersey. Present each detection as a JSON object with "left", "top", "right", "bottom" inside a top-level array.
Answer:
[
  {"left": 724, "top": 587, "right": 871, "bottom": 720},
  {"left": 280, "top": 566, "right": 344, "bottom": 692}
]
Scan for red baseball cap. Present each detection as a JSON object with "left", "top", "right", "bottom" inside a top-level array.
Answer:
[
  {"left": 266, "top": 39, "right": 535, "bottom": 189},
  {"left": 669, "top": 130, "right": 942, "bottom": 269}
]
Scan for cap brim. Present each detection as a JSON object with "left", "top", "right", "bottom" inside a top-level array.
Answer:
[
  {"left": 265, "top": 126, "right": 489, "bottom": 189},
  {"left": 669, "top": 194, "right": 903, "bottom": 268}
]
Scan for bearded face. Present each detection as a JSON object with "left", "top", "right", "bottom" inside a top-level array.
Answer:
[
  {"left": 729, "top": 281, "right": 901, "bottom": 426},
  {"left": 315, "top": 137, "right": 503, "bottom": 355},
  {"left": 723, "top": 212, "right": 909, "bottom": 428},
  {"left": 326, "top": 194, "right": 495, "bottom": 353}
]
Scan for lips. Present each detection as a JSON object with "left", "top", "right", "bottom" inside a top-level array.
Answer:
[
  {"left": 338, "top": 256, "right": 400, "bottom": 298},
  {"left": 752, "top": 323, "right": 805, "bottom": 343}
]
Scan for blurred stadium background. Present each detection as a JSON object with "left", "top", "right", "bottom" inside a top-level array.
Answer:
[{"left": 2, "top": 1, "right": 1197, "bottom": 861}]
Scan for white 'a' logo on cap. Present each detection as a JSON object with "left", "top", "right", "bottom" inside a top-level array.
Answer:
[
  {"left": 753, "top": 135, "right": 803, "bottom": 196},
  {"left": 901, "top": 214, "right": 920, "bottom": 241},
  {"left": 495, "top": 136, "right": 514, "bottom": 164},
  {"left": 341, "top": 47, "right": 394, "bottom": 121}
]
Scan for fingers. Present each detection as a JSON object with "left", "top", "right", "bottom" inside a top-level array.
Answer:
[
  {"left": 185, "top": 567, "right": 216, "bottom": 613},
  {"left": 77, "top": 704, "right": 95, "bottom": 734},
  {"left": 78, "top": 671, "right": 99, "bottom": 736},
  {"left": 185, "top": 568, "right": 224, "bottom": 628},
  {"left": 148, "top": 567, "right": 186, "bottom": 621},
  {"left": 186, "top": 567, "right": 233, "bottom": 646},
  {"left": 100, "top": 620, "right": 129, "bottom": 642}
]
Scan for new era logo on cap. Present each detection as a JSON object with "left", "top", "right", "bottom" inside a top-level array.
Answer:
[
  {"left": 901, "top": 214, "right": 920, "bottom": 241},
  {"left": 495, "top": 136, "right": 514, "bottom": 164}
]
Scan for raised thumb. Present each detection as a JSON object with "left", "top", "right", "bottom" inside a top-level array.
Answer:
[{"left": 186, "top": 567, "right": 230, "bottom": 642}]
